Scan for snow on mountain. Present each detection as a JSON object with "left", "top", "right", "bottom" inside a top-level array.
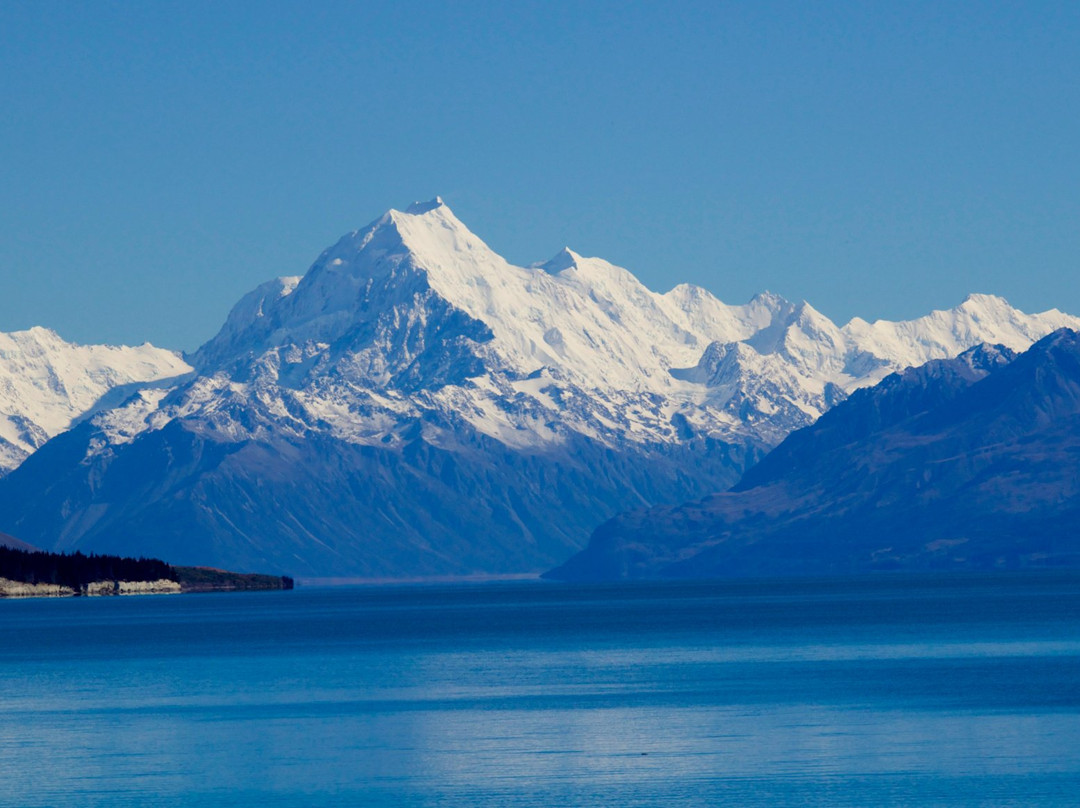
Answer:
[
  {"left": 0, "top": 327, "right": 191, "bottom": 473},
  {"left": 843, "top": 293, "right": 1080, "bottom": 370},
  {"left": 83, "top": 198, "right": 1080, "bottom": 461},
  {"left": 3, "top": 199, "right": 1076, "bottom": 473},
  {"left": 195, "top": 203, "right": 702, "bottom": 390},
  {"left": 549, "top": 330, "right": 1080, "bottom": 581},
  {"left": 673, "top": 292, "right": 1080, "bottom": 440},
  {"left": 2, "top": 198, "right": 1078, "bottom": 577}
]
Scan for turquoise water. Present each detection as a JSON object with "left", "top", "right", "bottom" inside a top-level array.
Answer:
[{"left": 1, "top": 574, "right": 1078, "bottom": 806}]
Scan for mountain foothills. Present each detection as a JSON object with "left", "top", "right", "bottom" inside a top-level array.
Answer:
[
  {"left": 550, "top": 329, "right": 1080, "bottom": 580},
  {"left": 1, "top": 199, "right": 1077, "bottom": 577}
]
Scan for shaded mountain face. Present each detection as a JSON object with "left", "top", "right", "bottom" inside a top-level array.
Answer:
[
  {"left": 0, "top": 419, "right": 748, "bottom": 577},
  {"left": 1, "top": 198, "right": 1077, "bottom": 577},
  {"left": 0, "top": 328, "right": 190, "bottom": 473},
  {"left": 0, "top": 531, "right": 36, "bottom": 552},
  {"left": 548, "top": 330, "right": 1080, "bottom": 580}
]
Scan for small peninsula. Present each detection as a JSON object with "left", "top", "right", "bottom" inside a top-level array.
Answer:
[{"left": 0, "top": 545, "right": 293, "bottom": 598}]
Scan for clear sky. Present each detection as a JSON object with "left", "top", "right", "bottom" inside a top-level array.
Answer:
[{"left": 2, "top": 1, "right": 1078, "bottom": 351}]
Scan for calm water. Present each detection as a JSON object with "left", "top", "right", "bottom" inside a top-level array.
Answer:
[{"left": 1, "top": 574, "right": 1079, "bottom": 807}]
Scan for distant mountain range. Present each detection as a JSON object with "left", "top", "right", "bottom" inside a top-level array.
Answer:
[
  {"left": 1, "top": 198, "right": 1077, "bottom": 577},
  {"left": 549, "top": 329, "right": 1080, "bottom": 580},
  {"left": 0, "top": 327, "right": 189, "bottom": 473}
]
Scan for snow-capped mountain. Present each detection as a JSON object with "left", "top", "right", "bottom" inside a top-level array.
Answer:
[
  {"left": 109, "top": 198, "right": 1080, "bottom": 454},
  {"left": 670, "top": 290, "right": 1080, "bottom": 443},
  {"left": 548, "top": 330, "right": 1080, "bottom": 580},
  {"left": 0, "top": 327, "right": 191, "bottom": 473},
  {"left": 0, "top": 198, "right": 1077, "bottom": 577}
]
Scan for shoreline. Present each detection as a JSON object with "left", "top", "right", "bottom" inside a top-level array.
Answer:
[
  {"left": 0, "top": 570, "right": 294, "bottom": 599},
  {"left": 296, "top": 572, "right": 543, "bottom": 587},
  {"left": 0, "top": 577, "right": 182, "bottom": 599}
]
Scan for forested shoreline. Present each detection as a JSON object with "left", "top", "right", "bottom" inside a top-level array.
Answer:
[
  {"left": 0, "top": 546, "right": 175, "bottom": 589},
  {"left": 0, "top": 546, "right": 293, "bottom": 596}
]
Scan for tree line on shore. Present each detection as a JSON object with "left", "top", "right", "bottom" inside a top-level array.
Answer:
[{"left": 0, "top": 546, "right": 177, "bottom": 589}]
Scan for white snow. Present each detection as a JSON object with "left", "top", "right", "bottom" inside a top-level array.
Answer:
[
  {"left": 0, "top": 327, "right": 191, "bottom": 472},
  {"left": 5, "top": 198, "right": 1080, "bottom": 473}
]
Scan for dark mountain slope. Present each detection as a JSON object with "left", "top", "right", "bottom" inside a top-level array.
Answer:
[
  {"left": 0, "top": 413, "right": 750, "bottom": 577},
  {"left": 0, "top": 531, "right": 36, "bottom": 552},
  {"left": 548, "top": 330, "right": 1080, "bottom": 580}
]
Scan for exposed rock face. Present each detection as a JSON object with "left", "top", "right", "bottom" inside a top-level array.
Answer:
[
  {"left": 548, "top": 330, "right": 1080, "bottom": 580},
  {"left": 1, "top": 199, "right": 1077, "bottom": 577}
]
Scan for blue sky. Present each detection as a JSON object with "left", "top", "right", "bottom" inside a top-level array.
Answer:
[{"left": 2, "top": 1, "right": 1078, "bottom": 350}]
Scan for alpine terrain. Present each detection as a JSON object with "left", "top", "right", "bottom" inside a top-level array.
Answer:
[
  {"left": 0, "top": 327, "right": 191, "bottom": 473},
  {"left": 1, "top": 199, "right": 1077, "bottom": 577},
  {"left": 549, "top": 329, "right": 1080, "bottom": 580}
]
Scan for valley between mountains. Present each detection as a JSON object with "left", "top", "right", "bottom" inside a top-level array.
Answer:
[{"left": 1, "top": 198, "right": 1077, "bottom": 578}]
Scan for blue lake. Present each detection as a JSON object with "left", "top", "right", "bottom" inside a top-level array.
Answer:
[{"left": 1, "top": 573, "right": 1079, "bottom": 806}]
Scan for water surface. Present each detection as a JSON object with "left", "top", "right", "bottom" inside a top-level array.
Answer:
[{"left": 1, "top": 573, "right": 1078, "bottom": 806}]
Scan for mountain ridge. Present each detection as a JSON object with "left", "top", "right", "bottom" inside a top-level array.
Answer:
[
  {"left": 0, "top": 326, "right": 191, "bottom": 474},
  {"left": 1, "top": 198, "right": 1078, "bottom": 576},
  {"left": 548, "top": 329, "right": 1080, "bottom": 580}
]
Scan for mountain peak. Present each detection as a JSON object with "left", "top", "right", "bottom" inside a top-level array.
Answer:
[
  {"left": 748, "top": 290, "right": 794, "bottom": 311},
  {"left": 1044, "top": 326, "right": 1080, "bottom": 348},
  {"left": 537, "top": 247, "right": 582, "bottom": 274},
  {"left": 404, "top": 196, "right": 446, "bottom": 215},
  {"left": 957, "top": 340, "right": 1018, "bottom": 372},
  {"left": 958, "top": 292, "right": 1010, "bottom": 309}
]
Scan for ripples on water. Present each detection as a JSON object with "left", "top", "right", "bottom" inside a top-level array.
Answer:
[{"left": 1, "top": 573, "right": 1078, "bottom": 806}]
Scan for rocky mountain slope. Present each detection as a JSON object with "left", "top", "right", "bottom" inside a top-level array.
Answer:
[
  {"left": 1, "top": 198, "right": 1077, "bottom": 577},
  {"left": 549, "top": 329, "right": 1080, "bottom": 580},
  {"left": 0, "top": 327, "right": 191, "bottom": 473}
]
